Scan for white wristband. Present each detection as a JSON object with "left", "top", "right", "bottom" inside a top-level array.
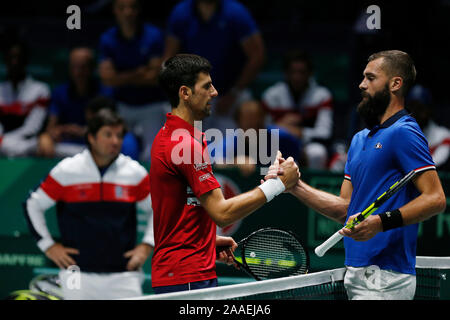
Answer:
[{"left": 258, "top": 177, "right": 286, "bottom": 202}]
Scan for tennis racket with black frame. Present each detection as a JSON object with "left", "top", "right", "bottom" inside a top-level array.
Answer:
[
  {"left": 314, "top": 170, "right": 417, "bottom": 257},
  {"left": 217, "top": 227, "right": 309, "bottom": 281}
]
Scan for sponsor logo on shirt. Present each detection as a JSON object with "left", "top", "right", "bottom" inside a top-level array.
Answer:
[
  {"left": 375, "top": 142, "right": 382, "bottom": 149},
  {"left": 193, "top": 162, "right": 209, "bottom": 171},
  {"left": 199, "top": 173, "right": 211, "bottom": 182}
]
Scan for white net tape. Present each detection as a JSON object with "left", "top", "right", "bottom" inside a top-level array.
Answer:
[{"left": 124, "top": 256, "right": 450, "bottom": 300}]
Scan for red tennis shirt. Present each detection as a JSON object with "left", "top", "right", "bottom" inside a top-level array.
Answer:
[{"left": 149, "top": 113, "right": 221, "bottom": 287}]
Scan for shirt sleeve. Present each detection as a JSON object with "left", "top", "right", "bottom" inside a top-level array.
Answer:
[
  {"left": 134, "top": 174, "right": 151, "bottom": 201},
  {"left": 23, "top": 177, "right": 59, "bottom": 252},
  {"left": 393, "top": 122, "right": 436, "bottom": 174},
  {"left": 40, "top": 174, "right": 65, "bottom": 201}
]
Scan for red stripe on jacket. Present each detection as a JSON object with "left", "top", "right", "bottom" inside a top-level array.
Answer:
[{"left": 40, "top": 174, "right": 150, "bottom": 203}]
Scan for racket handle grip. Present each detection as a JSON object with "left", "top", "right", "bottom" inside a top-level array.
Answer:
[{"left": 314, "top": 230, "right": 344, "bottom": 257}]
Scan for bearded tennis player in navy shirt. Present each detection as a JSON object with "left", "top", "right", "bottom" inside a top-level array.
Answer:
[{"left": 266, "top": 50, "right": 446, "bottom": 300}]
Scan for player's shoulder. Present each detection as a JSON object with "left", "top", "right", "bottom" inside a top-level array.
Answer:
[
  {"left": 387, "top": 114, "right": 430, "bottom": 150},
  {"left": 352, "top": 128, "right": 370, "bottom": 144},
  {"left": 392, "top": 114, "right": 423, "bottom": 135},
  {"left": 171, "top": 132, "right": 203, "bottom": 155},
  {"left": 167, "top": 130, "right": 204, "bottom": 167}
]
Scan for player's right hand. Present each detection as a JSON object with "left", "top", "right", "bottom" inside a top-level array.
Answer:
[
  {"left": 45, "top": 243, "right": 79, "bottom": 269},
  {"left": 261, "top": 151, "right": 284, "bottom": 183}
]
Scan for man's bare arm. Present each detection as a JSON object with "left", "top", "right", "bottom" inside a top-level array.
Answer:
[
  {"left": 289, "top": 179, "right": 352, "bottom": 224},
  {"left": 99, "top": 58, "right": 161, "bottom": 87},
  {"left": 200, "top": 187, "right": 267, "bottom": 228},
  {"left": 233, "top": 33, "right": 265, "bottom": 91},
  {"left": 398, "top": 170, "right": 446, "bottom": 225},
  {"left": 200, "top": 158, "right": 299, "bottom": 227}
]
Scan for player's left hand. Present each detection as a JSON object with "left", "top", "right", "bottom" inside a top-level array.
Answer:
[
  {"left": 339, "top": 213, "right": 383, "bottom": 241},
  {"left": 216, "top": 236, "right": 239, "bottom": 268},
  {"left": 124, "top": 243, "right": 153, "bottom": 271}
]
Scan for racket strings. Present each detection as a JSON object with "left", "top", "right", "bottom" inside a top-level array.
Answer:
[{"left": 243, "top": 230, "right": 308, "bottom": 280}]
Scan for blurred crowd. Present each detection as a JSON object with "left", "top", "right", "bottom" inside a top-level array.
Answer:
[{"left": 0, "top": 0, "right": 449, "bottom": 172}]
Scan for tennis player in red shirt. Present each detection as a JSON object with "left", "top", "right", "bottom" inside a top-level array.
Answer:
[{"left": 150, "top": 54, "right": 299, "bottom": 294}]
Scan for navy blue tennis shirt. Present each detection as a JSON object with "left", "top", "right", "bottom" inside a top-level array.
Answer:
[{"left": 344, "top": 109, "right": 435, "bottom": 274}]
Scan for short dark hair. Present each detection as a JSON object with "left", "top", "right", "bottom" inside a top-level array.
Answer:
[
  {"left": 368, "top": 50, "right": 416, "bottom": 96},
  {"left": 87, "top": 108, "right": 124, "bottom": 138},
  {"left": 3, "top": 39, "right": 29, "bottom": 65},
  {"left": 113, "top": 0, "right": 141, "bottom": 9},
  {"left": 283, "top": 49, "right": 313, "bottom": 73},
  {"left": 86, "top": 96, "right": 117, "bottom": 114},
  {"left": 158, "top": 54, "right": 212, "bottom": 108}
]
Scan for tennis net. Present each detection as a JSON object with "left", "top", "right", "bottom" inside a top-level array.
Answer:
[{"left": 134, "top": 256, "right": 450, "bottom": 300}]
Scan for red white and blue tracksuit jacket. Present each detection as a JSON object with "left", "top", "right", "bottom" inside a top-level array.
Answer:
[{"left": 24, "top": 149, "right": 154, "bottom": 273}]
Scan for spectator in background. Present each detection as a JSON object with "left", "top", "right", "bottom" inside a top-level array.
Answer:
[
  {"left": 407, "top": 84, "right": 450, "bottom": 170},
  {"left": 211, "top": 100, "right": 268, "bottom": 176},
  {"left": 39, "top": 94, "right": 140, "bottom": 160},
  {"left": 98, "top": 0, "right": 167, "bottom": 162},
  {"left": 261, "top": 49, "right": 334, "bottom": 169},
  {"left": 211, "top": 99, "right": 301, "bottom": 176},
  {"left": 0, "top": 40, "right": 50, "bottom": 157},
  {"left": 163, "top": 0, "right": 265, "bottom": 134},
  {"left": 37, "top": 47, "right": 110, "bottom": 158},
  {"left": 85, "top": 96, "right": 140, "bottom": 160}
]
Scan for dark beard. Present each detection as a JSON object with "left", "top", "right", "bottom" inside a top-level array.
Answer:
[{"left": 357, "top": 85, "right": 391, "bottom": 129}]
